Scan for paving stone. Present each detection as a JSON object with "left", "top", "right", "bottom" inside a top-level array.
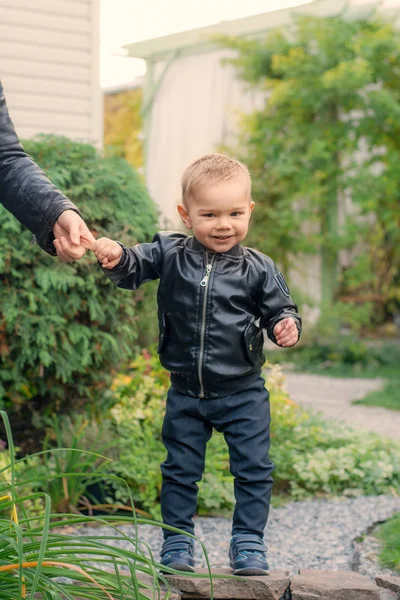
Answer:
[
  {"left": 291, "top": 569, "right": 380, "bottom": 600},
  {"left": 376, "top": 575, "right": 400, "bottom": 596},
  {"left": 164, "top": 567, "right": 290, "bottom": 599}
]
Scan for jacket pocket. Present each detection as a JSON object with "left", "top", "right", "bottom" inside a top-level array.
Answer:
[
  {"left": 243, "top": 321, "right": 264, "bottom": 366},
  {"left": 158, "top": 311, "right": 168, "bottom": 354}
]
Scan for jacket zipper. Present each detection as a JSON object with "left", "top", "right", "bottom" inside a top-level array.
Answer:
[{"left": 198, "top": 253, "right": 216, "bottom": 398}]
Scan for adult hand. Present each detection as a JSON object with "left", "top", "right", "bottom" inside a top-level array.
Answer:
[
  {"left": 53, "top": 210, "right": 95, "bottom": 262},
  {"left": 273, "top": 317, "right": 299, "bottom": 347}
]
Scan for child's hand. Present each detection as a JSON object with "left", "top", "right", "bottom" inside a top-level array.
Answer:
[
  {"left": 273, "top": 317, "right": 299, "bottom": 347},
  {"left": 94, "top": 237, "right": 122, "bottom": 269}
]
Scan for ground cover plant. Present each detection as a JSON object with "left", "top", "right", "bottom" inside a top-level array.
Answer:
[{"left": 103, "top": 352, "right": 400, "bottom": 518}]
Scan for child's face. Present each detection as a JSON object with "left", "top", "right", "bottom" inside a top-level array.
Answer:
[{"left": 178, "top": 176, "right": 254, "bottom": 253}]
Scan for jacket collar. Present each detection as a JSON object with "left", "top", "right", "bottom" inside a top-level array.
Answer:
[{"left": 188, "top": 236, "right": 243, "bottom": 257}]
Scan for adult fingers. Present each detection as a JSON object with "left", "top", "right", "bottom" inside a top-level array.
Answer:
[
  {"left": 54, "top": 210, "right": 95, "bottom": 251},
  {"left": 67, "top": 218, "right": 81, "bottom": 246},
  {"left": 78, "top": 220, "right": 96, "bottom": 250},
  {"left": 53, "top": 239, "right": 70, "bottom": 262},
  {"left": 54, "top": 238, "right": 81, "bottom": 262},
  {"left": 57, "top": 236, "right": 86, "bottom": 261}
]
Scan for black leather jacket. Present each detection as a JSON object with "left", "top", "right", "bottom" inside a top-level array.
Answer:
[
  {"left": 104, "top": 231, "right": 302, "bottom": 399},
  {"left": 0, "top": 80, "right": 78, "bottom": 254}
]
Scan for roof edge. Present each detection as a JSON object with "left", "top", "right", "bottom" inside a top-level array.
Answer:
[{"left": 123, "top": 0, "right": 346, "bottom": 59}]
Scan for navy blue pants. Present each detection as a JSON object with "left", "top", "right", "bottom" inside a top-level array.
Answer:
[{"left": 160, "top": 376, "right": 275, "bottom": 540}]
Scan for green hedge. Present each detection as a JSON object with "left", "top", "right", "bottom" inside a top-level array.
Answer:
[{"left": 0, "top": 135, "right": 158, "bottom": 429}]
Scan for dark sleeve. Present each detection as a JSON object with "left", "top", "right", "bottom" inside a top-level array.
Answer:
[
  {"left": 0, "top": 80, "right": 80, "bottom": 255},
  {"left": 252, "top": 253, "right": 302, "bottom": 346},
  {"left": 101, "top": 235, "right": 164, "bottom": 290}
]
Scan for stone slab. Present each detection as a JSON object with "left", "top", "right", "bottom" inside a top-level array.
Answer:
[
  {"left": 375, "top": 576, "right": 400, "bottom": 596},
  {"left": 164, "top": 567, "right": 290, "bottom": 599},
  {"left": 291, "top": 569, "right": 380, "bottom": 600}
]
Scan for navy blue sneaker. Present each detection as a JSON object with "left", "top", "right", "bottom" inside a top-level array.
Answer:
[
  {"left": 160, "top": 535, "right": 195, "bottom": 573},
  {"left": 229, "top": 534, "right": 269, "bottom": 576}
]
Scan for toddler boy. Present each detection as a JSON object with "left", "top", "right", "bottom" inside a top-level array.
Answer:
[{"left": 93, "top": 154, "right": 301, "bottom": 575}]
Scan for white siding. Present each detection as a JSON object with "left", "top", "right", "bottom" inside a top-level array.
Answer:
[
  {"left": 0, "top": 0, "right": 102, "bottom": 145},
  {"left": 146, "top": 49, "right": 265, "bottom": 229}
]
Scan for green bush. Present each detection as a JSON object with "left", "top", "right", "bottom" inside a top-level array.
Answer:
[
  {"left": 219, "top": 14, "right": 400, "bottom": 324},
  {"left": 0, "top": 135, "right": 158, "bottom": 431},
  {"left": 106, "top": 352, "right": 400, "bottom": 518}
]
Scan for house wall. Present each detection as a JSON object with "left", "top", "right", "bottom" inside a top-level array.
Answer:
[
  {"left": 144, "top": 48, "right": 321, "bottom": 302},
  {"left": 0, "top": 0, "right": 102, "bottom": 144},
  {"left": 146, "top": 48, "right": 264, "bottom": 226}
]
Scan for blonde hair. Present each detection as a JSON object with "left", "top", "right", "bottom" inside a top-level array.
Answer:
[{"left": 181, "top": 153, "right": 251, "bottom": 205}]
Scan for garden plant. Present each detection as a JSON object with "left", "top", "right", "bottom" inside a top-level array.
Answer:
[{"left": 0, "top": 411, "right": 214, "bottom": 600}]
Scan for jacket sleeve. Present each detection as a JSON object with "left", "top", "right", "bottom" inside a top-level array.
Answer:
[
  {"left": 0, "top": 81, "right": 80, "bottom": 254},
  {"left": 101, "top": 231, "right": 187, "bottom": 290},
  {"left": 252, "top": 252, "right": 302, "bottom": 345}
]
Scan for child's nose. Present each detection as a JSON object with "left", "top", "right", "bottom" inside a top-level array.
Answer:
[{"left": 216, "top": 218, "right": 231, "bottom": 230}]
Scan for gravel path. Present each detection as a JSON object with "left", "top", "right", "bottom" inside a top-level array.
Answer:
[
  {"left": 73, "top": 372, "right": 400, "bottom": 586},
  {"left": 284, "top": 372, "right": 399, "bottom": 440},
  {"left": 78, "top": 495, "right": 400, "bottom": 580}
]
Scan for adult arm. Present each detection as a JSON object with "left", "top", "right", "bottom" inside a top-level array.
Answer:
[{"left": 0, "top": 80, "right": 85, "bottom": 255}]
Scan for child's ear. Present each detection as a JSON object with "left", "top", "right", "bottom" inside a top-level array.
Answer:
[
  {"left": 249, "top": 200, "right": 255, "bottom": 215},
  {"left": 177, "top": 204, "right": 192, "bottom": 229}
]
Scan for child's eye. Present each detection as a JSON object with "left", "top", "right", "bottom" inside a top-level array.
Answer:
[
  {"left": 204, "top": 213, "right": 215, "bottom": 217},
  {"left": 231, "top": 212, "right": 242, "bottom": 217}
]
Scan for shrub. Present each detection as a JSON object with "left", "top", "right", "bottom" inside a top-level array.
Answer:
[
  {"left": 0, "top": 135, "right": 158, "bottom": 440},
  {"left": 219, "top": 14, "right": 400, "bottom": 325},
  {"left": 106, "top": 352, "right": 400, "bottom": 517}
]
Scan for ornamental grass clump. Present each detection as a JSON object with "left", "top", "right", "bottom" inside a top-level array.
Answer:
[{"left": 0, "top": 411, "right": 213, "bottom": 600}]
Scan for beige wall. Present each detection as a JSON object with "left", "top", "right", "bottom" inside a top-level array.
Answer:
[{"left": 0, "top": 0, "right": 102, "bottom": 144}]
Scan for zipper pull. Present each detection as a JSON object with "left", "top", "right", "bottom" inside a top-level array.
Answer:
[{"left": 200, "top": 263, "right": 213, "bottom": 287}]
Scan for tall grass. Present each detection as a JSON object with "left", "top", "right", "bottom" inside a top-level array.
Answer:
[{"left": 0, "top": 411, "right": 214, "bottom": 600}]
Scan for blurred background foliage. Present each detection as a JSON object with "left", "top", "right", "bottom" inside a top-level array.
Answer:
[
  {"left": 104, "top": 88, "right": 143, "bottom": 170},
  {"left": 219, "top": 13, "right": 400, "bottom": 331}
]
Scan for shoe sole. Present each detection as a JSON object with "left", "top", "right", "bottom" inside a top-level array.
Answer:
[
  {"left": 160, "top": 562, "right": 195, "bottom": 573},
  {"left": 232, "top": 567, "right": 269, "bottom": 576}
]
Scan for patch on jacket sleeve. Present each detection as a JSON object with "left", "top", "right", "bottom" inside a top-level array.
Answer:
[{"left": 275, "top": 272, "right": 290, "bottom": 297}]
